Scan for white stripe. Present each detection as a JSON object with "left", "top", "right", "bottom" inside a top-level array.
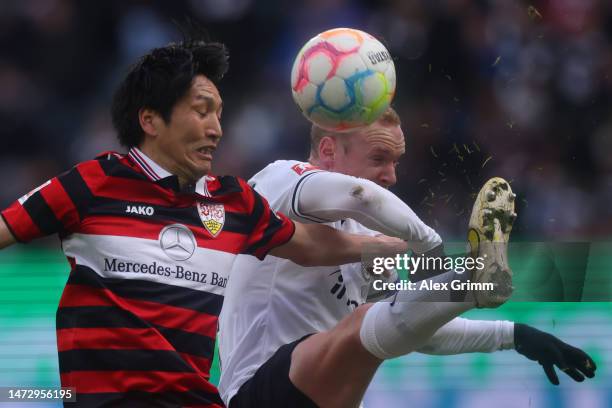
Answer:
[
  {"left": 130, "top": 148, "right": 161, "bottom": 180},
  {"left": 195, "top": 176, "right": 213, "bottom": 197},
  {"left": 18, "top": 180, "right": 52, "bottom": 205},
  {"left": 131, "top": 147, "right": 172, "bottom": 179},
  {"left": 62, "top": 233, "right": 233, "bottom": 295},
  {"left": 129, "top": 147, "right": 211, "bottom": 193},
  {"left": 129, "top": 150, "right": 159, "bottom": 181}
]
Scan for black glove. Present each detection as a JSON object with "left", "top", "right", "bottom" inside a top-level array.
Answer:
[{"left": 514, "top": 323, "right": 597, "bottom": 385}]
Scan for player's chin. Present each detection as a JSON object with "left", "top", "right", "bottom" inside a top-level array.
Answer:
[
  {"left": 188, "top": 155, "right": 213, "bottom": 175},
  {"left": 195, "top": 161, "right": 212, "bottom": 176}
]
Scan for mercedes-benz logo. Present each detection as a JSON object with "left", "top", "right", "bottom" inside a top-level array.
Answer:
[{"left": 159, "top": 224, "right": 197, "bottom": 261}]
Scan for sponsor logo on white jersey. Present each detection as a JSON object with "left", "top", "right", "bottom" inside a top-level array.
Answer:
[
  {"left": 159, "top": 224, "right": 196, "bottom": 261},
  {"left": 63, "top": 233, "right": 231, "bottom": 294},
  {"left": 290, "top": 163, "right": 320, "bottom": 176}
]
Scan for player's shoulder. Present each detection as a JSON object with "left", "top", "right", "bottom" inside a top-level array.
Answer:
[
  {"left": 247, "top": 160, "right": 322, "bottom": 211},
  {"left": 56, "top": 151, "right": 125, "bottom": 178},
  {"left": 249, "top": 160, "right": 323, "bottom": 185},
  {"left": 78, "top": 150, "right": 142, "bottom": 180},
  {"left": 70, "top": 150, "right": 163, "bottom": 185},
  {"left": 90, "top": 150, "right": 130, "bottom": 169},
  {"left": 204, "top": 174, "right": 246, "bottom": 196}
]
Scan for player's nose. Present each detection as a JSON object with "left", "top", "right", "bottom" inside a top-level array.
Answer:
[
  {"left": 379, "top": 165, "right": 397, "bottom": 188},
  {"left": 206, "top": 115, "right": 223, "bottom": 143}
]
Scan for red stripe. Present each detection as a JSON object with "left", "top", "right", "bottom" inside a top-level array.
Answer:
[
  {"left": 254, "top": 215, "right": 295, "bottom": 260},
  {"left": 60, "top": 284, "right": 218, "bottom": 338},
  {"left": 57, "top": 327, "right": 176, "bottom": 352},
  {"left": 75, "top": 216, "right": 246, "bottom": 254},
  {"left": 60, "top": 370, "right": 220, "bottom": 396},
  {"left": 178, "top": 352, "right": 212, "bottom": 376},
  {"left": 40, "top": 178, "right": 80, "bottom": 231},
  {"left": 79, "top": 161, "right": 179, "bottom": 206},
  {"left": 76, "top": 215, "right": 166, "bottom": 239},
  {"left": 56, "top": 328, "right": 212, "bottom": 375},
  {"left": 1, "top": 202, "right": 42, "bottom": 242},
  {"left": 205, "top": 177, "right": 221, "bottom": 194},
  {"left": 129, "top": 151, "right": 157, "bottom": 181},
  {"left": 237, "top": 178, "right": 255, "bottom": 213},
  {"left": 80, "top": 160, "right": 255, "bottom": 214},
  {"left": 246, "top": 193, "right": 272, "bottom": 249},
  {"left": 207, "top": 177, "right": 253, "bottom": 214}
]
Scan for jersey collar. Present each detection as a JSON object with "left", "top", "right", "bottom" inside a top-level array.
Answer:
[
  {"left": 128, "top": 147, "right": 173, "bottom": 181},
  {"left": 128, "top": 147, "right": 217, "bottom": 197}
]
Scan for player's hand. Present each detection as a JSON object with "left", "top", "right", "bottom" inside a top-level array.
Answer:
[
  {"left": 514, "top": 323, "right": 597, "bottom": 385},
  {"left": 374, "top": 234, "right": 407, "bottom": 249},
  {"left": 367, "top": 234, "right": 408, "bottom": 260}
]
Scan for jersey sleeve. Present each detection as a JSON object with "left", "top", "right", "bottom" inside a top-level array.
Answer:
[
  {"left": 242, "top": 183, "right": 295, "bottom": 260},
  {"left": 1, "top": 163, "right": 92, "bottom": 242},
  {"left": 249, "top": 161, "right": 325, "bottom": 224}
]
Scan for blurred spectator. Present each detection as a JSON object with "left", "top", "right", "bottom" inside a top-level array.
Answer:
[{"left": 1, "top": 0, "right": 610, "bottom": 241}]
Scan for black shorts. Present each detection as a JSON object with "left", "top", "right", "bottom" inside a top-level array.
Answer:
[{"left": 229, "top": 334, "right": 318, "bottom": 408}]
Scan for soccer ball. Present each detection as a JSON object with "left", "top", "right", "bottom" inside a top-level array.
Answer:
[{"left": 291, "top": 28, "right": 396, "bottom": 132}]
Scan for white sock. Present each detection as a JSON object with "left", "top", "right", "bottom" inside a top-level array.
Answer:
[{"left": 359, "top": 270, "right": 475, "bottom": 360}]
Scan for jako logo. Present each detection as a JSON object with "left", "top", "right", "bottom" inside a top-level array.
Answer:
[{"left": 126, "top": 205, "right": 154, "bottom": 216}]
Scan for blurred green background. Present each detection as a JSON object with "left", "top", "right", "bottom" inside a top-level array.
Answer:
[{"left": 0, "top": 245, "right": 610, "bottom": 408}]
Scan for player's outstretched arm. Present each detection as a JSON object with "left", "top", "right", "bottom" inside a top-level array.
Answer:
[
  {"left": 514, "top": 323, "right": 597, "bottom": 385},
  {"left": 0, "top": 217, "right": 16, "bottom": 249},
  {"left": 418, "top": 318, "right": 597, "bottom": 384},
  {"left": 269, "top": 222, "right": 407, "bottom": 267},
  {"left": 295, "top": 171, "right": 441, "bottom": 253},
  {"left": 416, "top": 317, "right": 514, "bottom": 355}
]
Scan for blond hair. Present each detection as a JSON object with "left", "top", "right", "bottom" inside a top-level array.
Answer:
[{"left": 309, "top": 107, "right": 401, "bottom": 159}]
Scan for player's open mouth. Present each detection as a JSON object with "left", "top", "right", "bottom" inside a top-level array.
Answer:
[{"left": 195, "top": 147, "right": 215, "bottom": 161}]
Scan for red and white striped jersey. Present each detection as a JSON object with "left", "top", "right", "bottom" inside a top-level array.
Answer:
[{"left": 1, "top": 148, "right": 295, "bottom": 407}]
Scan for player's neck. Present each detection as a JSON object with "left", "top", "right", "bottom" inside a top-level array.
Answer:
[
  {"left": 137, "top": 143, "right": 199, "bottom": 188},
  {"left": 308, "top": 156, "right": 330, "bottom": 170}
]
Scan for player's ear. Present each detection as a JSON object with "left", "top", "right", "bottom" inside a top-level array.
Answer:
[
  {"left": 318, "top": 136, "right": 337, "bottom": 166},
  {"left": 138, "top": 108, "right": 162, "bottom": 137}
]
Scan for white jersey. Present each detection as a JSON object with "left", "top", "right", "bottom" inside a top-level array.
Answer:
[{"left": 218, "top": 160, "right": 438, "bottom": 405}]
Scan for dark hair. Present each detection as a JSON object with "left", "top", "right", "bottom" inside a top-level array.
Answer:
[{"left": 111, "top": 24, "right": 229, "bottom": 148}]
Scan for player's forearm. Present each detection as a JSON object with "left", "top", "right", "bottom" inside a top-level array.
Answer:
[
  {"left": 272, "top": 223, "right": 407, "bottom": 267},
  {"left": 302, "top": 224, "right": 407, "bottom": 266},
  {"left": 297, "top": 172, "right": 441, "bottom": 253},
  {"left": 416, "top": 317, "right": 514, "bottom": 355}
]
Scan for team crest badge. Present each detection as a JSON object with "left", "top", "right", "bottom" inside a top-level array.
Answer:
[{"left": 198, "top": 202, "right": 225, "bottom": 237}]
